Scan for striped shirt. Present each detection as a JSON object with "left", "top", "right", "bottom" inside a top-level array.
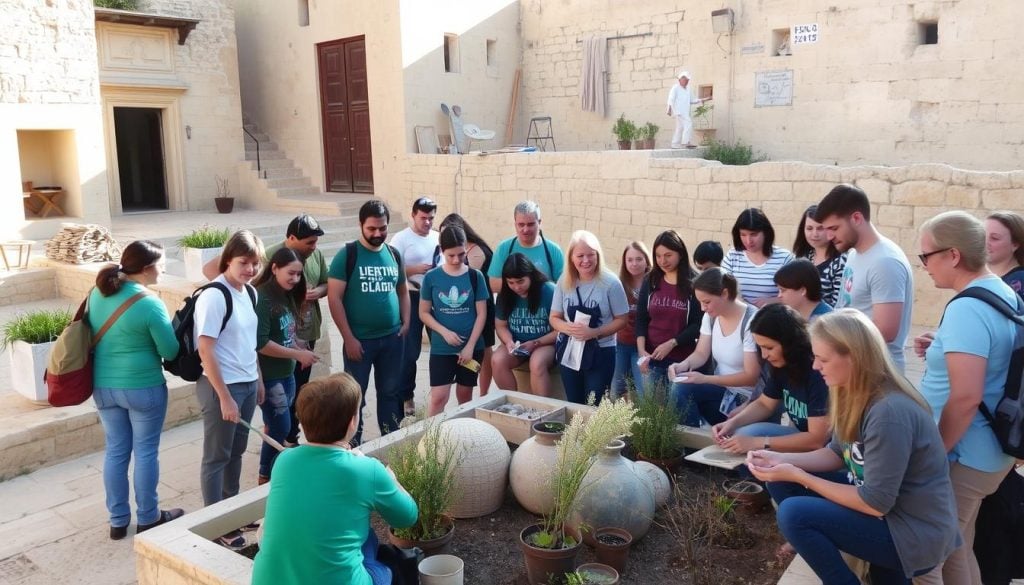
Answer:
[{"left": 722, "top": 247, "right": 795, "bottom": 304}]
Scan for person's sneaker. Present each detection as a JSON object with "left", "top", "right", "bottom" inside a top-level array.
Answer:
[
  {"left": 216, "top": 530, "right": 246, "bottom": 550},
  {"left": 240, "top": 521, "right": 261, "bottom": 532},
  {"left": 257, "top": 474, "right": 270, "bottom": 486},
  {"left": 110, "top": 525, "right": 128, "bottom": 541},
  {"left": 136, "top": 509, "right": 185, "bottom": 534}
]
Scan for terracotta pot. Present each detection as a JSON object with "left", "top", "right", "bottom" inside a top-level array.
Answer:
[
  {"left": 636, "top": 447, "right": 685, "bottom": 480},
  {"left": 510, "top": 421, "right": 565, "bottom": 515},
  {"left": 577, "top": 562, "right": 621, "bottom": 585},
  {"left": 214, "top": 197, "right": 234, "bottom": 213},
  {"left": 616, "top": 140, "right": 631, "bottom": 150},
  {"left": 568, "top": 440, "right": 656, "bottom": 545},
  {"left": 593, "top": 527, "right": 632, "bottom": 575},
  {"left": 723, "top": 479, "right": 770, "bottom": 513},
  {"left": 389, "top": 519, "right": 455, "bottom": 557},
  {"left": 519, "top": 524, "right": 581, "bottom": 585}
]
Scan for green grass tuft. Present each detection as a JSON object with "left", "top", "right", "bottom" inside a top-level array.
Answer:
[
  {"left": 702, "top": 140, "right": 767, "bottom": 165},
  {"left": 177, "top": 226, "right": 231, "bottom": 249},
  {"left": 1, "top": 309, "right": 73, "bottom": 349}
]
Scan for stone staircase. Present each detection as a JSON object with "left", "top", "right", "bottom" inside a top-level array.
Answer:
[{"left": 240, "top": 119, "right": 372, "bottom": 218}]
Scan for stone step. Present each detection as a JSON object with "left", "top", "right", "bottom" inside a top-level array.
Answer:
[
  {"left": 273, "top": 193, "right": 373, "bottom": 217},
  {"left": 244, "top": 140, "right": 278, "bottom": 153},
  {"left": 243, "top": 133, "right": 270, "bottom": 143},
  {"left": 244, "top": 149, "right": 286, "bottom": 161},
  {"left": 260, "top": 166, "right": 303, "bottom": 179},
  {"left": 247, "top": 158, "right": 294, "bottom": 170},
  {"left": 263, "top": 176, "right": 310, "bottom": 189},
  {"left": 274, "top": 185, "right": 320, "bottom": 198}
]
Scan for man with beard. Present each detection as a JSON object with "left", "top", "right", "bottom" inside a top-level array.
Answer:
[
  {"left": 815, "top": 184, "right": 913, "bottom": 371},
  {"left": 327, "top": 200, "right": 410, "bottom": 443}
]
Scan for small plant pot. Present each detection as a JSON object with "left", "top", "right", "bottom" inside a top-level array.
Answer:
[
  {"left": 616, "top": 140, "right": 631, "bottom": 150},
  {"left": 644, "top": 138, "right": 655, "bottom": 150},
  {"left": 576, "top": 562, "right": 621, "bottom": 585},
  {"left": 723, "top": 479, "right": 770, "bottom": 513},
  {"left": 418, "top": 554, "right": 464, "bottom": 585},
  {"left": 637, "top": 447, "right": 684, "bottom": 481},
  {"left": 519, "top": 524, "right": 581, "bottom": 585},
  {"left": 214, "top": 197, "right": 234, "bottom": 214},
  {"left": 593, "top": 527, "right": 632, "bottom": 575},
  {"left": 389, "top": 519, "right": 455, "bottom": 557},
  {"left": 632, "top": 140, "right": 645, "bottom": 150}
]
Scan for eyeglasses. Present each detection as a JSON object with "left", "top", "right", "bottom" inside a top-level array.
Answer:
[
  {"left": 917, "top": 248, "right": 951, "bottom": 266},
  {"left": 414, "top": 197, "right": 436, "bottom": 209}
]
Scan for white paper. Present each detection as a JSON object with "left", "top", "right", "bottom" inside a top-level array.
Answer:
[{"left": 560, "top": 312, "right": 592, "bottom": 371}]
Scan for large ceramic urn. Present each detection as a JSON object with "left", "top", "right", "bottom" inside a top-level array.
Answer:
[
  {"left": 509, "top": 421, "right": 565, "bottom": 515},
  {"left": 567, "top": 439, "right": 656, "bottom": 544}
]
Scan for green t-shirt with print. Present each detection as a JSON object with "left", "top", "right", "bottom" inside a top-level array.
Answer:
[
  {"left": 255, "top": 282, "right": 300, "bottom": 380},
  {"left": 264, "top": 241, "right": 328, "bottom": 342},
  {"left": 327, "top": 242, "right": 406, "bottom": 340},
  {"left": 495, "top": 281, "right": 555, "bottom": 342},
  {"left": 421, "top": 267, "right": 489, "bottom": 355}
]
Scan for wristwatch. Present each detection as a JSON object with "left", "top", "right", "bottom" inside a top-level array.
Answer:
[{"left": 763, "top": 436, "right": 771, "bottom": 450}]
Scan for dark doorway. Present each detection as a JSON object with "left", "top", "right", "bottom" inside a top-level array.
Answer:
[
  {"left": 114, "top": 107, "right": 168, "bottom": 211},
  {"left": 318, "top": 36, "right": 374, "bottom": 193}
]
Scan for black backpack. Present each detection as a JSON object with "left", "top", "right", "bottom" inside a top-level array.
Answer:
[
  {"left": 164, "top": 282, "right": 256, "bottom": 382},
  {"left": 948, "top": 287, "right": 1024, "bottom": 458}
]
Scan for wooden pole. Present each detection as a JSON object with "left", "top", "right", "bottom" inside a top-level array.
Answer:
[{"left": 505, "top": 67, "right": 521, "bottom": 146}]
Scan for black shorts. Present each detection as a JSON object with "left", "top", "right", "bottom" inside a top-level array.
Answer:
[
  {"left": 483, "top": 297, "right": 496, "bottom": 347},
  {"left": 429, "top": 349, "right": 486, "bottom": 387}
]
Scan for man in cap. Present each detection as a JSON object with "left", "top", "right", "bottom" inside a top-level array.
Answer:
[{"left": 666, "top": 70, "right": 709, "bottom": 149}]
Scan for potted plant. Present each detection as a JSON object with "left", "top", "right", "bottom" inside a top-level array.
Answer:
[
  {"left": 567, "top": 563, "right": 621, "bottom": 585},
  {"left": 387, "top": 421, "right": 461, "bottom": 557},
  {"left": 693, "top": 102, "right": 714, "bottom": 129},
  {"left": 611, "top": 114, "right": 636, "bottom": 150},
  {"left": 593, "top": 527, "right": 632, "bottom": 575},
  {"left": 178, "top": 225, "right": 231, "bottom": 283},
  {"left": 639, "top": 122, "right": 659, "bottom": 149},
  {"left": 630, "top": 382, "right": 684, "bottom": 476},
  {"left": 723, "top": 479, "right": 770, "bottom": 513},
  {"left": 214, "top": 175, "right": 234, "bottom": 214},
  {"left": 519, "top": 399, "right": 637, "bottom": 585},
  {"left": 2, "top": 308, "right": 72, "bottom": 404}
]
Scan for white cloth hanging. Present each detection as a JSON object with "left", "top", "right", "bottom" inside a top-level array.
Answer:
[{"left": 579, "top": 35, "right": 608, "bottom": 116}]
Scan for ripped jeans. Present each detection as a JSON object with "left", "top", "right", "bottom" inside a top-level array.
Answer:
[{"left": 258, "top": 375, "right": 296, "bottom": 478}]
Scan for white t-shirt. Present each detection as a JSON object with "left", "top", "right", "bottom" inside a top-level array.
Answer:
[
  {"left": 667, "top": 84, "right": 696, "bottom": 119},
  {"left": 699, "top": 308, "right": 757, "bottom": 392},
  {"left": 194, "top": 275, "right": 259, "bottom": 384},
  {"left": 389, "top": 227, "right": 439, "bottom": 290}
]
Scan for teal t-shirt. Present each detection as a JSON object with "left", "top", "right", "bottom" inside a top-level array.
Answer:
[
  {"left": 255, "top": 282, "right": 300, "bottom": 381},
  {"left": 265, "top": 241, "right": 328, "bottom": 342},
  {"left": 327, "top": 242, "right": 406, "bottom": 340},
  {"left": 89, "top": 282, "right": 179, "bottom": 389},
  {"left": 495, "top": 281, "right": 555, "bottom": 342},
  {"left": 487, "top": 236, "right": 565, "bottom": 283},
  {"left": 252, "top": 446, "right": 418, "bottom": 585},
  {"left": 421, "top": 267, "right": 489, "bottom": 354}
]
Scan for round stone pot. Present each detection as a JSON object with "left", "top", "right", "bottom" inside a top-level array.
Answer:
[{"left": 568, "top": 440, "right": 656, "bottom": 545}]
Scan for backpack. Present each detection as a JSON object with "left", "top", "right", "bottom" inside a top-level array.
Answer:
[
  {"left": 948, "top": 287, "right": 1024, "bottom": 458},
  {"left": 164, "top": 282, "right": 256, "bottom": 382},
  {"left": 45, "top": 290, "right": 147, "bottom": 406},
  {"left": 974, "top": 469, "right": 1024, "bottom": 583},
  {"left": 344, "top": 240, "right": 403, "bottom": 281}
]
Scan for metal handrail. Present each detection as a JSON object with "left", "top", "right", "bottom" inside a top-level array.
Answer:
[{"left": 242, "top": 126, "right": 265, "bottom": 178}]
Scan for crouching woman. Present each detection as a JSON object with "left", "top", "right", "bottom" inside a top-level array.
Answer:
[
  {"left": 253, "top": 372, "right": 417, "bottom": 585},
  {"left": 747, "top": 310, "right": 959, "bottom": 585}
]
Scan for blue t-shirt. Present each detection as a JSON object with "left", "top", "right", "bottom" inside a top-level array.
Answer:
[
  {"left": 761, "top": 366, "right": 829, "bottom": 432},
  {"left": 809, "top": 301, "right": 833, "bottom": 322},
  {"left": 421, "top": 267, "right": 489, "bottom": 355},
  {"left": 496, "top": 282, "right": 555, "bottom": 342},
  {"left": 487, "top": 236, "right": 565, "bottom": 283},
  {"left": 920, "top": 275, "right": 1017, "bottom": 473}
]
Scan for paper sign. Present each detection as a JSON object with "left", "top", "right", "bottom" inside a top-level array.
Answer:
[
  {"left": 754, "top": 69, "right": 794, "bottom": 107},
  {"left": 791, "top": 23, "right": 819, "bottom": 45}
]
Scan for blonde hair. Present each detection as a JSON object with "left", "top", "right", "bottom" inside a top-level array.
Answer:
[
  {"left": 560, "top": 230, "right": 610, "bottom": 291},
  {"left": 218, "top": 230, "right": 265, "bottom": 274},
  {"left": 810, "top": 309, "right": 928, "bottom": 443},
  {"left": 987, "top": 211, "right": 1024, "bottom": 266},
  {"left": 920, "top": 210, "right": 987, "bottom": 272}
]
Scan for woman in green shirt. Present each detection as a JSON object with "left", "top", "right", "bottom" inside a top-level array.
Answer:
[
  {"left": 90, "top": 240, "right": 181, "bottom": 540},
  {"left": 252, "top": 248, "right": 318, "bottom": 484},
  {"left": 253, "top": 372, "right": 417, "bottom": 585}
]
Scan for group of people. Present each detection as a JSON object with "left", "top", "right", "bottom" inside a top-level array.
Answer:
[{"left": 85, "top": 181, "right": 1024, "bottom": 584}]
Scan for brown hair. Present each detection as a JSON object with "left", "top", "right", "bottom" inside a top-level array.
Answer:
[
  {"left": 96, "top": 240, "right": 163, "bottom": 296},
  {"left": 987, "top": 211, "right": 1024, "bottom": 266},
  {"left": 218, "top": 230, "right": 265, "bottom": 274},
  {"left": 618, "top": 240, "right": 651, "bottom": 302},
  {"left": 296, "top": 372, "right": 362, "bottom": 444}
]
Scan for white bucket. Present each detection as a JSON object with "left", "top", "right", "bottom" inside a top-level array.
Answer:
[{"left": 418, "top": 554, "right": 464, "bottom": 585}]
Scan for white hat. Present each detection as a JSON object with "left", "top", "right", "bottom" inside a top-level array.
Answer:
[{"left": 677, "top": 70, "right": 691, "bottom": 79}]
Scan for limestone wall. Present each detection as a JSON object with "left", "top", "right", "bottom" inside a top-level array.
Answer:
[
  {"left": 397, "top": 152, "right": 1024, "bottom": 326},
  {"left": 517, "top": 0, "right": 1024, "bottom": 171}
]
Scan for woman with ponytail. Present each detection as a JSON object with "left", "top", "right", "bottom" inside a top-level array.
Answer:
[{"left": 90, "top": 240, "right": 182, "bottom": 540}]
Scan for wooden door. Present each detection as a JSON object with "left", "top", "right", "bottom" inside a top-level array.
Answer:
[{"left": 318, "top": 36, "right": 374, "bottom": 193}]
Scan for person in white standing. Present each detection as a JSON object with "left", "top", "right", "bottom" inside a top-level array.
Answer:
[
  {"left": 389, "top": 197, "right": 439, "bottom": 416},
  {"left": 814, "top": 184, "right": 914, "bottom": 372},
  {"left": 666, "top": 71, "right": 709, "bottom": 149}
]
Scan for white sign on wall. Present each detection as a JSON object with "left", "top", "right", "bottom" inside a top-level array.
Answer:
[
  {"left": 791, "top": 23, "right": 819, "bottom": 45},
  {"left": 755, "top": 70, "right": 794, "bottom": 107}
]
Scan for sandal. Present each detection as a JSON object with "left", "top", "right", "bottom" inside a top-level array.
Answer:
[{"left": 216, "top": 530, "right": 246, "bottom": 550}]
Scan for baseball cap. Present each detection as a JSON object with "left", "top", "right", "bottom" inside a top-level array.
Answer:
[
  {"left": 286, "top": 214, "right": 325, "bottom": 239},
  {"left": 677, "top": 70, "right": 691, "bottom": 79}
]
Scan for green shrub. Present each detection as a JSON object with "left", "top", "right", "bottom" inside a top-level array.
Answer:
[
  {"left": 388, "top": 421, "right": 461, "bottom": 541},
  {"left": 611, "top": 114, "right": 638, "bottom": 142},
  {"left": 702, "top": 140, "right": 767, "bottom": 165},
  {"left": 94, "top": 0, "right": 140, "bottom": 10},
  {"left": 1, "top": 309, "right": 73, "bottom": 349},
  {"left": 177, "top": 226, "right": 231, "bottom": 249},
  {"left": 630, "top": 380, "right": 682, "bottom": 459}
]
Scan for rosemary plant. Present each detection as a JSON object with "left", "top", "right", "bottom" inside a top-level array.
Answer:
[{"left": 388, "top": 421, "right": 461, "bottom": 541}]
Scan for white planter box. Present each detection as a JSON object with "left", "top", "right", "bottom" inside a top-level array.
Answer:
[
  {"left": 184, "top": 247, "right": 222, "bottom": 283},
  {"left": 8, "top": 340, "right": 53, "bottom": 404}
]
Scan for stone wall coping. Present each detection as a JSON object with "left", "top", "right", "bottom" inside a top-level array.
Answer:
[{"left": 94, "top": 7, "right": 200, "bottom": 45}]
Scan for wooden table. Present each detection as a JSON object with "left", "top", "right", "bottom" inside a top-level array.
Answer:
[{"left": 22, "top": 189, "right": 64, "bottom": 218}]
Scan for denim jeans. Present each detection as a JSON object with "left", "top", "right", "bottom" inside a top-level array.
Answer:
[
  {"left": 362, "top": 529, "right": 391, "bottom": 585},
  {"left": 197, "top": 377, "right": 258, "bottom": 506},
  {"left": 611, "top": 342, "right": 642, "bottom": 398},
  {"left": 670, "top": 381, "right": 728, "bottom": 427},
  {"left": 344, "top": 332, "right": 404, "bottom": 445},
  {"left": 399, "top": 290, "right": 426, "bottom": 402},
  {"left": 771, "top": 482, "right": 920, "bottom": 585},
  {"left": 561, "top": 346, "right": 616, "bottom": 405},
  {"left": 734, "top": 422, "right": 799, "bottom": 439},
  {"left": 94, "top": 384, "right": 168, "bottom": 527},
  {"left": 258, "top": 375, "right": 296, "bottom": 478},
  {"left": 286, "top": 339, "right": 315, "bottom": 444}
]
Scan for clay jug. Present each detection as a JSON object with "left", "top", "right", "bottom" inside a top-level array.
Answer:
[
  {"left": 510, "top": 421, "right": 565, "bottom": 515},
  {"left": 567, "top": 439, "right": 655, "bottom": 545}
]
